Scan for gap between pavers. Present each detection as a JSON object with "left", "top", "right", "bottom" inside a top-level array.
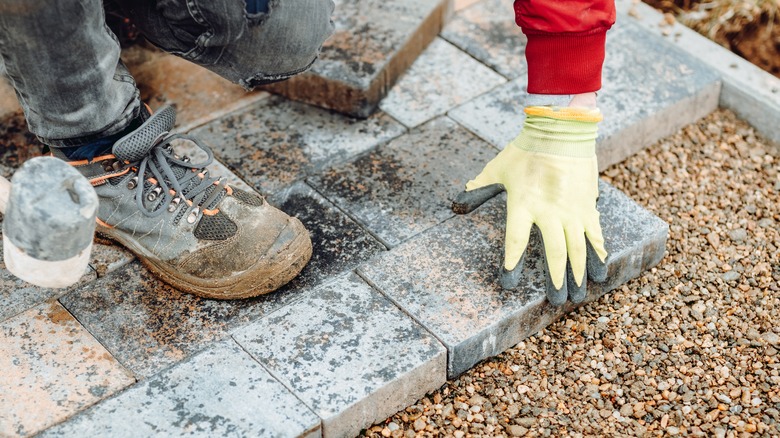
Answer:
[
  {"left": 40, "top": 339, "right": 321, "bottom": 438},
  {"left": 358, "top": 181, "right": 668, "bottom": 378},
  {"left": 263, "top": 0, "right": 453, "bottom": 118},
  {"left": 232, "top": 272, "right": 448, "bottom": 438},
  {"left": 615, "top": 0, "right": 780, "bottom": 148}
]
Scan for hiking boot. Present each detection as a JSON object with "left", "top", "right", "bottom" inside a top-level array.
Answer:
[{"left": 52, "top": 106, "right": 312, "bottom": 299}]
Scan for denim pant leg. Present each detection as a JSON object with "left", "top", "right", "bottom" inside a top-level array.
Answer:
[
  {"left": 119, "top": 0, "right": 335, "bottom": 89},
  {"left": 0, "top": 0, "right": 141, "bottom": 147}
]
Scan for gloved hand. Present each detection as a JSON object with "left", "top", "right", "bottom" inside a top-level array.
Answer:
[{"left": 452, "top": 106, "right": 608, "bottom": 305}]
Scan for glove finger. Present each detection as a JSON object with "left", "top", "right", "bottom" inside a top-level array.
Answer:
[
  {"left": 564, "top": 222, "right": 587, "bottom": 287},
  {"left": 585, "top": 216, "right": 609, "bottom": 282},
  {"left": 503, "top": 199, "right": 533, "bottom": 271},
  {"left": 500, "top": 251, "right": 526, "bottom": 290},
  {"left": 537, "top": 220, "right": 568, "bottom": 292},
  {"left": 540, "top": 229, "right": 568, "bottom": 306},
  {"left": 567, "top": 260, "right": 588, "bottom": 303},
  {"left": 452, "top": 184, "right": 504, "bottom": 214},
  {"left": 465, "top": 163, "right": 500, "bottom": 192}
]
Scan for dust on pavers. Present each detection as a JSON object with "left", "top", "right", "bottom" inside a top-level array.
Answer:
[
  {"left": 233, "top": 273, "right": 447, "bottom": 438},
  {"left": 358, "top": 181, "right": 668, "bottom": 377},
  {"left": 268, "top": 181, "right": 386, "bottom": 291},
  {"left": 264, "top": 0, "right": 451, "bottom": 118},
  {"left": 0, "top": 301, "right": 134, "bottom": 437},
  {"left": 309, "top": 116, "right": 497, "bottom": 248},
  {"left": 191, "top": 95, "right": 405, "bottom": 196},
  {"left": 440, "top": 0, "right": 527, "bottom": 79},
  {"left": 58, "top": 262, "right": 304, "bottom": 378},
  {"left": 41, "top": 340, "right": 320, "bottom": 438},
  {"left": 125, "top": 47, "right": 270, "bottom": 132},
  {"left": 448, "top": 20, "right": 721, "bottom": 170},
  {"left": 378, "top": 38, "right": 506, "bottom": 128}
]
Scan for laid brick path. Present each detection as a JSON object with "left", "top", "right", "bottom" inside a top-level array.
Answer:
[{"left": 0, "top": 0, "right": 731, "bottom": 435}]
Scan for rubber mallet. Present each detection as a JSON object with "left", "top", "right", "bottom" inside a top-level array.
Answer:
[{"left": 0, "top": 156, "right": 98, "bottom": 288}]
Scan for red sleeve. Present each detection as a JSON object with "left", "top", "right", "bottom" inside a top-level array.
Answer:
[{"left": 514, "top": 0, "right": 616, "bottom": 94}]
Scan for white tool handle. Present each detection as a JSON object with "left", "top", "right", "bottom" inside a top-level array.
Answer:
[{"left": 0, "top": 175, "right": 10, "bottom": 214}]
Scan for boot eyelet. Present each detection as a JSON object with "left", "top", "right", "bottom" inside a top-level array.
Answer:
[
  {"left": 146, "top": 187, "right": 162, "bottom": 202},
  {"left": 167, "top": 197, "right": 181, "bottom": 213},
  {"left": 127, "top": 177, "right": 138, "bottom": 190},
  {"left": 187, "top": 207, "right": 200, "bottom": 224}
]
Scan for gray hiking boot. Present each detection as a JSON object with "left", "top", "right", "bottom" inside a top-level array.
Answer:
[{"left": 53, "top": 106, "right": 312, "bottom": 299}]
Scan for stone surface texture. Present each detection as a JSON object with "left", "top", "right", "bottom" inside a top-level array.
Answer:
[
  {"left": 440, "top": 0, "right": 527, "bottom": 79},
  {"left": 42, "top": 340, "right": 320, "bottom": 438},
  {"left": 378, "top": 38, "right": 506, "bottom": 128},
  {"left": 234, "top": 273, "right": 447, "bottom": 438},
  {"left": 359, "top": 180, "right": 669, "bottom": 377},
  {"left": 59, "top": 262, "right": 301, "bottom": 378},
  {"left": 264, "top": 0, "right": 453, "bottom": 118},
  {"left": 0, "top": 302, "right": 134, "bottom": 437},
  {"left": 309, "top": 116, "right": 497, "bottom": 247},
  {"left": 191, "top": 95, "right": 405, "bottom": 195},
  {"left": 448, "top": 20, "right": 721, "bottom": 170},
  {"left": 269, "top": 181, "right": 386, "bottom": 290}
]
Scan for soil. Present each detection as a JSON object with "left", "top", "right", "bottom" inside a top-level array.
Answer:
[{"left": 644, "top": 0, "right": 780, "bottom": 78}]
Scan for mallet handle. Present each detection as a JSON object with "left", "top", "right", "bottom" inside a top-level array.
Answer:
[{"left": 0, "top": 175, "right": 10, "bottom": 214}]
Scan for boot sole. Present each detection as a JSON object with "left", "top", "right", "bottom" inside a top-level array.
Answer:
[{"left": 96, "top": 218, "right": 312, "bottom": 300}]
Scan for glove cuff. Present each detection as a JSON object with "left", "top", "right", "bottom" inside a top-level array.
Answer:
[{"left": 510, "top": 107, "right": 601, "bottom": 158}]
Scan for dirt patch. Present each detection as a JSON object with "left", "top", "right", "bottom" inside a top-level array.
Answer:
[{"left": 644, "top": 0, "right": 780, "bottom": 78}]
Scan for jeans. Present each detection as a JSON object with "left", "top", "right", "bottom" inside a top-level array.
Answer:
[{"left": 0, "top": 0, "right": 334, "bottom": 147}]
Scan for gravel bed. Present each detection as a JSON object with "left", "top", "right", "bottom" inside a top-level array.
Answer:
[{"left": 363, "top": 109, "right": 779, "bottom": 437}]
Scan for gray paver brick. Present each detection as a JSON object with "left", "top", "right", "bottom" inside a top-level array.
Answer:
[
  {"left": 233, "top": 273, "right": 447, "bottom": 438},
  {"left": 1, "top": 301, "right": 134, "bottom": 437},
  {"left": 308, "top": 116, "right": 498, "bottom": 247},
  {"left": 269, "top": 181, "right": 386, "bottom": 290},
  {"left": 378, "top": 38, "right": 506, "bottom": 128},
  {"left": 191, "top": 95, "right": 406, "bottom": 195},
  {"left": 41, "top": 340, "right": 320, "bottom": 438},
  {"left": 448, "top": 21, "right": 721, "bottom": 169},
  {"left": 440, "top": 0, "right": 527, "bottom": 79},
  {"left": 264, "top": 0, "right": 451, "bottom": 118},
  {"left": 358, "top": 181, "right": 668, "bottom": 377},
  {"left": 59, "top": 262, "right": 302, "bottom": 378}
]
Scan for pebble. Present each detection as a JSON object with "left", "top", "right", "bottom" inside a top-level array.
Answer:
[{"left": 361, "top": 111, "right": 780, "bottom": 438}]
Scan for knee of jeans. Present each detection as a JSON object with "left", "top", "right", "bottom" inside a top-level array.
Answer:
[{"left": 220, "top": 0, "right": 335, "bottom": 88}]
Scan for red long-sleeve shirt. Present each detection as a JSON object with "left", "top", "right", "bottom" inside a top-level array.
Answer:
[{"left": 514, "top": 0, "right": 616, "bottom": 94}]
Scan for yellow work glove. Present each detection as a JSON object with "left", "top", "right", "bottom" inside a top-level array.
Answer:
[{"left": 453, "top": 106, "right": 608, "bottom": 305}]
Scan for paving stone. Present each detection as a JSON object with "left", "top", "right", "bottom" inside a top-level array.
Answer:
[
  {"left": 191, "top": 95, "right": 406, "bottom": 195},
  {"left": 124, "top": 47, "right": 270, "bottom": 132},
  {"left": 0, "top": 301, "right": 134, "bottom": 436},
  {"left": 358, "top": 180, "right": 668, "bottom": 377},
  {"left": 59, "top": 261, "right": 303, "bottom": 378},
  {"left": 234, "top": 273, "right": 447, "bottom": 438},
  {"left": 378, "top": 38, "right": 506, "bottom": 128},
  {"left": 269, "top": 181, "right": 386, "bottom": 291},
  {"left": 448, "top": 20, "right": 720, "bottom": 169},
  {"left": 441, "top": 0, "right": 527, "bottom": 79},
  {"left": 264, "top": 0, "right": 452, "bottom": 118},
  {"left": 42, "top": 340, "right": 320, "bottom": 438},
  {"left": 309, "top": 116, "right": 497, "bottom": 247}
]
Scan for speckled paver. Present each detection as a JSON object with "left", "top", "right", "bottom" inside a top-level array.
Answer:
[
  {"left": 234, "top": 273, "right": 447, "bottom": 438},
  {"left": 42, "top": 340, "right": 320, "bottom": 438},
  {"left": 264, "top": 0, "right": 451, "bottom": 118},
  {"left": 440, "top": 0, "right": 526, "bottom": 79},
  {"left": 269, "top": 181, "right": 386, "bottom": 290},
  {"left": 378, "top": 38, "right": 506, "bottom": 128},
  {"left": 58, "top": 262, "right": 302, "bottom": 378},
  {"left": 448, "top": 20, "right": 721, "bottom": 169},
  {"left": 191, "top": 95, "right": 406, "bottom": 195},
  {"left": 358, "top": 181, "right": 669, "bottom": 377},
  {"left": 126, "top": 48, "right": 269, "bottom": 132},
  {"left": 0, "top": 301, "right": 134, "bottom": 437},
  {"left": 309, "top": 116, "right": 497, "bottom": 247}
]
